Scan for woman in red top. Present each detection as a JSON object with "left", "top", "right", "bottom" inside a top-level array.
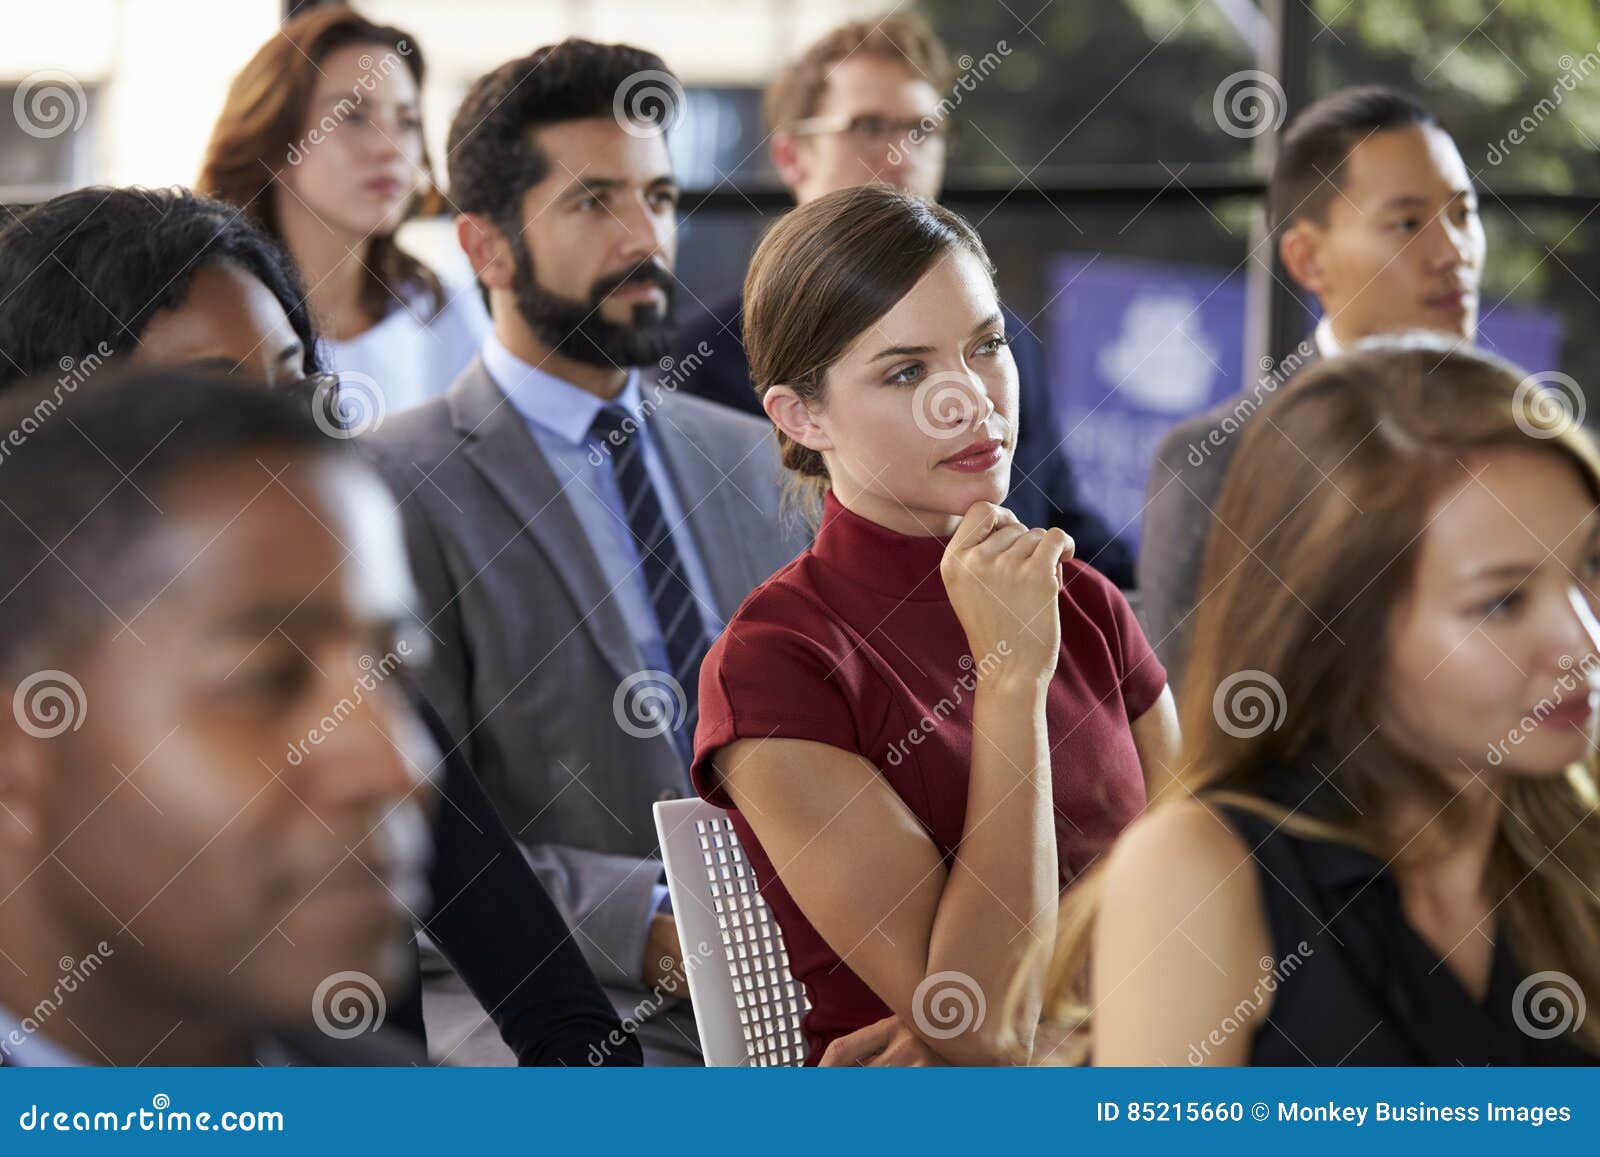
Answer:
[{"left": 690, "top": 186, "right": 1179, "bottom": 1065}]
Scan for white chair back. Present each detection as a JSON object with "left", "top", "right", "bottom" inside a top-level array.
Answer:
[{"left": 653, "top": 797, "right": 809, "bottom": 1066}]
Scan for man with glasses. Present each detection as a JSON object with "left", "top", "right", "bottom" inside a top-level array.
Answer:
[{"left": 676, "top": 13, "right": 1135, "bottom": 586}]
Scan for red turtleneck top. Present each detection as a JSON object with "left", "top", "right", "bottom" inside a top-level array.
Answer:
[{"left": 690, "top": 491, "right": 1165, "bottom": 1060}]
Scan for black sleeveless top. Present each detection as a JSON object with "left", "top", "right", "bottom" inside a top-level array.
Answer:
[{"left": 1217, "top": 803, "right": 1596, "bottom": 1066}]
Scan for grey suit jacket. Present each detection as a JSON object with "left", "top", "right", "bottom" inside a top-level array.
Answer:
[
  {"left": 1137, "top": 345, "right": 1321, "bottom": 689},
  {"left": 363, "top": 357, "right": 804, "bottom": 1012}
]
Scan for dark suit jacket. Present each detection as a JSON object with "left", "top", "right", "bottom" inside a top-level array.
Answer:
[
  {"left": 390, "top": 691, "right": 641, "bottom": 1067},
  {"left": 268, "top": 1027, "right": 428, "bottom": 1066},
  {"left": 674, "top": 295, "right": 1136, "bottom": 587},
  {"left": 1137, "top": 344, "right": 1322, "bottom": 687}
]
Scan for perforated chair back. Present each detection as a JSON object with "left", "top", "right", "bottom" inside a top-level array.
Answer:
[{"left": 653, "top": 797, "right": 809, "bottom": 1066}]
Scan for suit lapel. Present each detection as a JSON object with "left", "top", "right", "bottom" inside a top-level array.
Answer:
[
  {"left": 649, "top": 393, "right": 758, "bottom": 619},
  {"left": 449, "top": 360, "right": 642, "bottom": 682}
]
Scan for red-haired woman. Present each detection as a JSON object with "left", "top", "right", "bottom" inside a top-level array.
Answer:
[{"left": 200, "top": 6, "right": 487, "bottom": 414}]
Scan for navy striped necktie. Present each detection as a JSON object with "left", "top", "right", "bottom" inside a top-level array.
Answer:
[{"left": 589, "top": 405, "right": 709, "bottom": 767}]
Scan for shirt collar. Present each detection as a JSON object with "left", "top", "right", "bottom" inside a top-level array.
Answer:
[
  {"left": 1313, "top": 316, "right": 1343, "bottom": 358},
  {"left": 481, "top": 333, "right": 641, "bottom": 447},
  {"left": 0, "top": 1002, "right": 90, "bottom": 1067}
]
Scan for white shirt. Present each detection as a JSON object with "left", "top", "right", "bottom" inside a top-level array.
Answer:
[
  {"left": 0, "top": 1003, "right": 86, "bottom": 1067},
  {"left": 1314, "top": 316, "right": 1343, "bottom": 357},
  {"left": 323, "top": 277, "right": 491, "bottom": 416}
]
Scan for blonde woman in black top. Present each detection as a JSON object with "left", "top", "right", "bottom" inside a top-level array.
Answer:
[{"left": 1042, "top": 341, "right": 1600, "bottom": 1065}]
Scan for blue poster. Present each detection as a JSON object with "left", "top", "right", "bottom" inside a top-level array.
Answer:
[{"left": 1046, "top": 254, "right": 1565, "bottom": 547}]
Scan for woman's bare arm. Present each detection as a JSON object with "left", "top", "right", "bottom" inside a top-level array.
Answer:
[
  {"left": 718, "top": 678, "right": 1054, "bottom": 1066},
  {"left": 715, "top": 503, "right": 1069, "bottom": 1065},
  {"left": 1090, "top": 801, "right": 1272, "bottom": 1065},
  {"left": 1130, "top": 687, "right": 1182, "bottom": 806}
]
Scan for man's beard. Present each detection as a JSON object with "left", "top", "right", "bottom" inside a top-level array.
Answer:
[{"left": 508, "top": 235, "right": 677, "bottom": 369}]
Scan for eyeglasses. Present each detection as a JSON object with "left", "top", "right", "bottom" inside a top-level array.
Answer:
[{"left": 787, "top": 112, "right": 951, "bottom": 150}]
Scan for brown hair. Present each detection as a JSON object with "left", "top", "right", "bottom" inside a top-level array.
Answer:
[
  {"left": 762, "top": 12, "right": 954, "bottom": 132},
  {"left": 742, "top": 184, "right": 993, "bottom": 523},
  {"left": 1040, "top": 341, "right": 1600, "bottom": 1057},
  {"left": 197, "top": 4, "right": 442, "bottom": 323}
]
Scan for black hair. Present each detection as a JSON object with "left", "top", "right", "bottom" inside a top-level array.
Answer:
[
  {"left": 1268, "top": 86, "right": 1442, "bottom": 234},
  {"left": 445, "top": 38, "right": 678, "bottom": 233},
  {"left": 0, "top": 366, "right": 333, "bottom": 672},
  {"left": 0, "top": 186, "right": 320, "bottom": 387}
]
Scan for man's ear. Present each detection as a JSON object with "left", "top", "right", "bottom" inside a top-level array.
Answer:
[
  {"left": 1278, "top": 220, "right": 1327, "bottom": 298},
  {"left": 769, "top": 131, "right": 807, "bottom": 197},
  {"left": 456, "top": 213, "right": 515, "bottom": 293},
  {"left": 762, "top": 386, "right": 833, "bottom": 455}
]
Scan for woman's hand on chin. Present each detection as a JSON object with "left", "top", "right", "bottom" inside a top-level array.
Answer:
[{"left": 941, "top": 500, "right": 1074, "bottom": 684}]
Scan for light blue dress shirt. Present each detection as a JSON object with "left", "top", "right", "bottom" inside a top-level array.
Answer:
[
  {"left": 480, "top": 336, "right": 722, "bottom": 920},
  {"left": 481, "top": 335, "right": 724, "bottom": 664}
]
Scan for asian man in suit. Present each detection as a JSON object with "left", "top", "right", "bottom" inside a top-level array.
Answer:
[{"left": 1137, "top": 87, "right": 1483, "bottom": 685}]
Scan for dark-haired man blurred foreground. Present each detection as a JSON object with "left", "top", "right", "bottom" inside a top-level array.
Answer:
[{"left": 0, "top": 369, "right": 430, "bottom": 1065}]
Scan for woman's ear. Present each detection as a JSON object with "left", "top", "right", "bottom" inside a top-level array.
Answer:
[
  {"left": 456, "top": 213, "right": 514, "bottom": 293},
  {"left": 763, "top": 386, "right": 834, "bottom": 454}
]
